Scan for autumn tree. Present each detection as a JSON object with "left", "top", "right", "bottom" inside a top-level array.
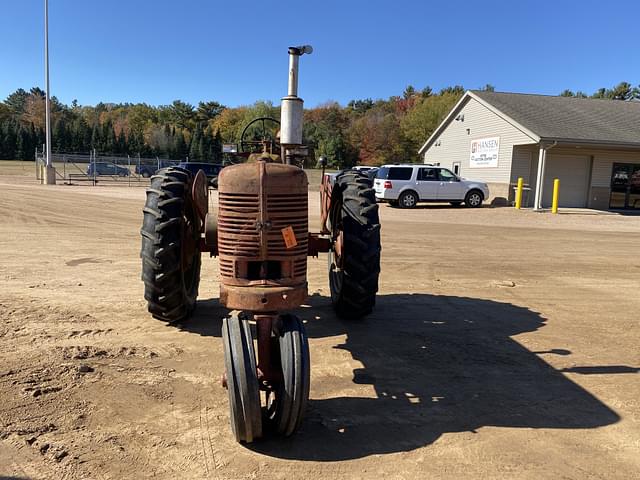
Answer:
[
  {"left": 304, "top": 102, "right": 355, "bottom": 167},
  {"left": 400, "top": 91, "right": 462, "bottom": 159},
  {"left": 211, "top": 106, "right": 248, "bottom": 144}
]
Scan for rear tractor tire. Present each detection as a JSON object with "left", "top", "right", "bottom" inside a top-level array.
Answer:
[
  {"left": 140, "top": 167, "right": 201, "bottom": 322},
  {"left": 328, "top": 171, "right": 381, "bottom": 319}
]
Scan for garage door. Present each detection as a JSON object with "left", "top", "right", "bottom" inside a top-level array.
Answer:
[{"left": 542, "top": 154, "right": 590, "bottom": 208}]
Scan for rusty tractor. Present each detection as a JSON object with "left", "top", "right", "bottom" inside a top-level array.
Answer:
[{"left": 140, "top": 46, "right": 381, "bottom": 442}]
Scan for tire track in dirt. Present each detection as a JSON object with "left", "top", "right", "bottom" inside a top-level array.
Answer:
[{"left": 199, "top": 402, "right": 222, "bottom": 478}]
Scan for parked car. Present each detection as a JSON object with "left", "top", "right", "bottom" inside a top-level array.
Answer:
[
  {"left": 135, "top": 160, "right": 177, "bottom": 178},
  {"left": 352, "top": 166, "right": 376, "bottom": 173},
  {"left": 86, "top": 162, "right": 130, "bottom": 177},
  {"left": 352, "top": 166, "right": 379, "bottom": 180},
  {"left": 177, "top": 162, "right": 224, "bottom": 188},
  {"left": 364, "top": 167, "right": 379, "bottom": 180},
  {"left": 373, "top": 164, "right": 489, "bottom": 208}
]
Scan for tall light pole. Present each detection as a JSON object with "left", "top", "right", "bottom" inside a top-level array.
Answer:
[{"left": 44, "top": 0, "right": 56, "bottom": 184}]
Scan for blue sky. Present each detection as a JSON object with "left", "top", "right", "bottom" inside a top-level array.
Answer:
[{"left": 0, "top": 0, "right": 637, "bottom": 108}]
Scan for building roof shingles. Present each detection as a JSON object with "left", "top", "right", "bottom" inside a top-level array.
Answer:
[{"left": 472, "top": 90, "right": 640, "bottom": 147}]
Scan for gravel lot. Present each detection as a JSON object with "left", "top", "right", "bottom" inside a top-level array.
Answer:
[{"left": 1, "top": 170, "right": 639, "bottom": 479}]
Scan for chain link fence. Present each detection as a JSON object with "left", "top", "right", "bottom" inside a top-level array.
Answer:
[{"left": 35, "top": 149, "right": 181, "bottom": 186}]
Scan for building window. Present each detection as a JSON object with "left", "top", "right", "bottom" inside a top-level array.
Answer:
[{"left": 610, "top": 163, "right": 640, "bottom": 209}]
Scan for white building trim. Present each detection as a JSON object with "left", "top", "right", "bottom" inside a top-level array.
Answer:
[{"left": 418, "top": 91, "right": 540, "bottom": 155}]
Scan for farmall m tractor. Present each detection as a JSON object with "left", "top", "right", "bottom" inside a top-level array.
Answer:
[{"left": 140, "top": 46, "right": 381, "bottom": 442}]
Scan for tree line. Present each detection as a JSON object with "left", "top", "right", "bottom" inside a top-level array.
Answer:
[{"left": 0, "top": 82, "right": 638, "bottom": 167}]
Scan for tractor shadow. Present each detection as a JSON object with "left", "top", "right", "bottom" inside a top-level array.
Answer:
[
  {"left": 245, "top": 292, "right": 623, "bottom": 461},
  {"left": 170, "top": 299, "right": 226, "bottom": 337}
]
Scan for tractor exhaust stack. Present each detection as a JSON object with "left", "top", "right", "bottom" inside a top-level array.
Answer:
[{"left": 280, "top": 45, "right": 312, "bottom": 160}]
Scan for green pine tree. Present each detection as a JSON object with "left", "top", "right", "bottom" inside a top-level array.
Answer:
[
  {"left": 15, "top": 127, "right": 24, "bottom": 159},
  {"left": 174, "top": 131, "right": 187, "bottom": 159},
  {"left": 213, "top": 129, "right": 222, "bottom": 162},
  {"left": 117, "top": 129, "right": 127, "bottom": 154},
  {"left": 53, "top": 119, "right": 67, "bottom": 152},
  {"left": 91, "top": 124, "right": 102, "bottom": 152},
  {"left": 102, "top": 121, "right": 116, "bottom": 153},
  {"left": 189, "top": 124, "right": 203, "bottom": 160},
  {"left": 3, "top": 120, "right": 18, "bottom": 159}
]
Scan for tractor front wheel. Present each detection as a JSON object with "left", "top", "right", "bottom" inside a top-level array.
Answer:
[
  {"left": 140, "top": 167, "right": 201, "bottom": 322},
  {"left": 222, "top": 313, "right": 263, "bottom": 443},
  {"left": 265, "top": 314, "right": 310, "bottom": 437},
  {"left": 328, "top": 171, "right": 381, "bottom": 319}
]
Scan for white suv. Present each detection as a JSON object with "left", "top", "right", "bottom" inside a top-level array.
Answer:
[{"left": 373, "top": 164, "right": 490, "bottom": 208}]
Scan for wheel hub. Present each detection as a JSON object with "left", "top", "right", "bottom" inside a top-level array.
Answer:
[
  {"left": 333, "top": 230, "right": 344, "bottom": 268},
  {"left": 181, "top": 202, "right": 199, "bottom": 273}
]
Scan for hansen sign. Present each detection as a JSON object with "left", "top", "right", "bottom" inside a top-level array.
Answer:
[{"left": 470, "top": 137, "right": 500, "bottom": 168}]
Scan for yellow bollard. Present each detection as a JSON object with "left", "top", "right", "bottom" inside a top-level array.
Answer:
[
  {"left": 552, "top": 178, "right": 560, "bottom": 214},
  {"left": 515, "top": 177, "right": 524, "bottom": 209}
]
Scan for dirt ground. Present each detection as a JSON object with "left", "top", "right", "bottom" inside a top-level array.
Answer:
[{"left": 1, "top": 168, "right": 639, "bottom": 480}]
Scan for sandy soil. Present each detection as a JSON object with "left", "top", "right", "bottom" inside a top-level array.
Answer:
[{"left": 0, "top": 173, "right": 639, "bottom": 480}]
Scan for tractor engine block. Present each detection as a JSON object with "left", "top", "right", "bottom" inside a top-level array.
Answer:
[{"left": 217, "top": 161, "right": 309, "bottom": 311}]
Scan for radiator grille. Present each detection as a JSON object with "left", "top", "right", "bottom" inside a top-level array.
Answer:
[
  {"left": 266, "top": 193, "right": 308, "bottom": 258},
  {"left": 218, "top": 191, "right": 307, "bottom": 280},
  {"left": 218, "top": 192, "right": 260, "bottom": 258}
]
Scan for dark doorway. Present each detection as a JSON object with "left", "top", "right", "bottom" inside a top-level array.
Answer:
[{"left": 610, "top": 163, "right": 640, "bottom": 209}]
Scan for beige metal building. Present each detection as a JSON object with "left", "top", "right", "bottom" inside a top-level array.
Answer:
[{"left": 419, "top": 91, "right": 640, "bottom": 210}]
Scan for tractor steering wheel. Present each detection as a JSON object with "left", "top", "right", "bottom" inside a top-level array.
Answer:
[{"left": 239, "top": 117, "right": 281, "bottom": 154}]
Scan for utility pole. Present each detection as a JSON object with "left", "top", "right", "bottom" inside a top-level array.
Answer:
[{"left": 44, "top": 0, "right": 56, "bottom": 184}]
